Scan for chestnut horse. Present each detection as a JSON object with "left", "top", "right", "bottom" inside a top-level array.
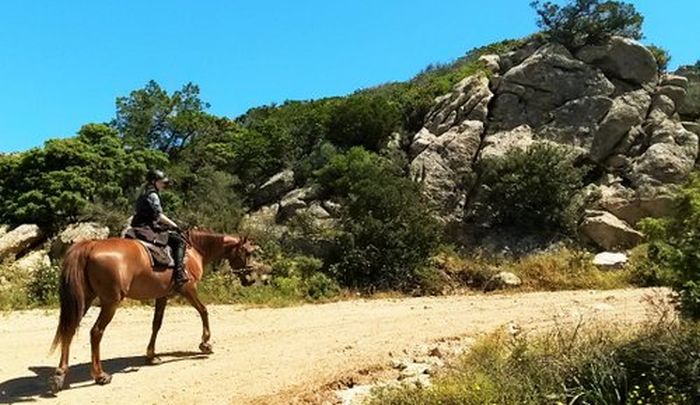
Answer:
[{"left": 48, "top": 229, "right": 261, "bottom": 393}]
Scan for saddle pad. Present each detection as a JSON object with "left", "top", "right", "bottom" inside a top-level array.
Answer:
[{"left": 137, "top": 240, "right": 175, "bottom": 269}]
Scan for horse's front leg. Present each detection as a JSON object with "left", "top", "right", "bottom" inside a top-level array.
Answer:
[
  {"left": 146, "top": 297, "right": 167, "bottom": 364},
  {"left": 181, "top": 286, "right": 212, "bottom": 354}
]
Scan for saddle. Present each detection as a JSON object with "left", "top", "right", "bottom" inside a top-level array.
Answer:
[{"left": 123, "top": 228, "right": 174, "bottom": 269}]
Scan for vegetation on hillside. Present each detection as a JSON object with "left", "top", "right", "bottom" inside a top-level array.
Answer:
[
  {"left": 1, "top": 0, "right": 685, "bottom": 304},
  {"left": 371, "top": 317, "right": 700, "bottom": 404}
]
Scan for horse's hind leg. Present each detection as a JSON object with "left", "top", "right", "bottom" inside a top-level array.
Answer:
[
  {"left": 50, "top": 292, "right": 95, "bottom": 393},
  {"left": 146, "top": 297, "right": 167, "bottom": 364},
  {"left": 90, "top": 301, "right": 118, "bottom": 385},
  {"left": 181, "top": 287, "right": 212, "bottom": 354}
]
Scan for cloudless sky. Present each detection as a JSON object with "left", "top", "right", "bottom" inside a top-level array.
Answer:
[{"left": 1, "top": 0, "right": 698, "bottom": 152}]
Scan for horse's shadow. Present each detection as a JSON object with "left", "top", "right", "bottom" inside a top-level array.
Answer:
[{"left": 0, "top": 351, "right": 207, "bottom": 403}]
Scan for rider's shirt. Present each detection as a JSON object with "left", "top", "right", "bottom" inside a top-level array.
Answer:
[{"left": 131, "top": 186, "right": 164, "bottom": 229}]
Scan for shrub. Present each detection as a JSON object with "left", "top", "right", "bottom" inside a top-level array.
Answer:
[
  {"left": 642, "top": 174, "right": 700, "bottom": 319},
  {"left": 197, "top": 254, "right": 340, "bottom": 305},
  {"left": 531, "top": 0, "right": 644, "bottom": 49},
  {"left": 477, "top": 143, "right": 588, "bottom": 233},
  {"left": 371, "top": 320, "right": 700, "bottom": 405},
  {"left": 648, "top": 44, "right": 672, "bottom": 72},
  {"left": 316, "top": 147, "right": 443, "bottom": 293},
  {"left": 28, "top": 263, "right": 61, "bottom": 306},
  {"left": 327, "top": 94, "right": 401, "bottom": 151}
]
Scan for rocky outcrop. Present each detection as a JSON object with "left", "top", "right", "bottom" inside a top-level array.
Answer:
[
  {"left": 50, "top": 222, "right": 110, "bottom": 260},
  {"left": 491, "top": 43, "right": 614, "bottom": 131},
  {"left": 424, "top": 75, "right": 492, "bottom": 137},
  {"left": 405, "top": 36, "right": 700, "bottom": 251},
  {"left": 409, "top": 75, "right": 492, "bottom": 226},
  {"left": 0, "top": 225, "right": 44, "bottom": 260},
  {"left": 254, "top": 169, "right": 296, "bottom": 206},
  {"left": 410, "top": 120, "right": 484, "bottom": 225}
]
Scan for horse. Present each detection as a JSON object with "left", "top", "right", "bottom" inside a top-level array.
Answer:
[{"left": 48, "top": 229, "right": 265, "bottom": 393}]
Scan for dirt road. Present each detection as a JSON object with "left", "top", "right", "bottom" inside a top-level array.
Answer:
[{"left": 0, "top": 288, "right": 666, "bottom": 404}]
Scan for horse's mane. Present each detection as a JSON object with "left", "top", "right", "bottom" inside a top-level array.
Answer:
[{"left": 185, "top": 229, "right": 226, "bottom": 259}]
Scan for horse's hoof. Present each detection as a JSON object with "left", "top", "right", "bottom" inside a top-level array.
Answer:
[
  {"left": 199, "top": 342, "right": 213, "bottom": 354},
  {"left": 95, "top": 372, "right": 112, "bottom": 385},
  {"left": 48, "top": 374, "right": 65, "bottom": 393},
  {"left": 146, "top": 356, "right": 162, "bottom": 365}
]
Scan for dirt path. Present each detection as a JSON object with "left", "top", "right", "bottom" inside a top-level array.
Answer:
[{"left": 0, "top": 288, "right": 667, "bottom": 404}]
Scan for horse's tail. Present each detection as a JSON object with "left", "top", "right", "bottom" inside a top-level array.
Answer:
[{"left": 50, "top": 241, "right": 93, "bottom": 353}]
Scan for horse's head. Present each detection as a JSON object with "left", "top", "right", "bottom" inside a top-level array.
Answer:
[{"left": 222, "top": 235, "right": 271, "bottom": 286}]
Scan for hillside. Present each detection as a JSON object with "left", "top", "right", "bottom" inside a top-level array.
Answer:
[{"left": 1, "top": 0, "right": 699, "bottom": 300}]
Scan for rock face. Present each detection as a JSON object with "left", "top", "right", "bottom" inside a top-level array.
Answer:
[
  {"left": 406, "top": 37, "right": 700, "bottom": 251},
  {"left": 410, "top": 75, "right": 492, "bottom": 226},
  {"left": 491, "top": 43, "right": 614, "bottom": 131},
  {"left": 0, "top": 225, "right": 44, "bottom": 260},
  {"left": 50, "top": 222, "right": 110, "bottom": 260},
  {"left": 254, "top": 169, "right": 296, "bottom": 206}
]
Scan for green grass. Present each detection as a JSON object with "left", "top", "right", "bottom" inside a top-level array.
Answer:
[
  {"left": 433, "top": 247, "right": 635, "bottom": 293},
  {"left": 370, "top": 318, "right": 700, "bottom": 405}
]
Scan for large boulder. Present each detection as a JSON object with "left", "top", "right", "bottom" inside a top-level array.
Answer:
[
  {"left": 50, "top": 222, "right": 110, "bottom": 260},
  {"left": 575, "top": 37, "right": 658, "bottom": 86},
  {"left": 0, "top": 224, "right": 44, "bottom": 260},
  {"left": 253, "top": 169, "right": 295, "bottom": 206},
  {"left": 12, "top": 249, "right": 51, "bottom": 274},
  {"left": 579, "top": 210, "right": 643, "bottom": 250},
  {"left": 410, "top": 120, "right": 484, "bottom": 224},
  {"left": 491, "top": 43, "right": 615, "bottom": 131}
]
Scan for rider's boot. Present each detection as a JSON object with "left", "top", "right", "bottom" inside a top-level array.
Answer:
[{"left": 172, "top": 238, "right": 188, "bottom": 290}]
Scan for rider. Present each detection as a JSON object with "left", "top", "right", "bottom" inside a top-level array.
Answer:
[{"left": 131, "top": 169, "right": 189, "bottom": 290}]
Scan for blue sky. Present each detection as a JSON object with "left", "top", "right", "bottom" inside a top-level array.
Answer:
[{"left": 0, "top": 0, "right": 698, "bottom": 152}]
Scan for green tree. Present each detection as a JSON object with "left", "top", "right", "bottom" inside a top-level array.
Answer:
[
  {"left": 327, "top": 94, "right": 401, "bottom": 151},
  {"left": 531, "top": 0, "right": 644, "bottom": 49},
  {"left": 317, "top": 147, "right": 442, "bottom": 292},
  {"left": 0, "top": 124, "right": 167, "bottom": 230},
  {"left": 114, "top": 80, "right": 212, "bottom": 155}
]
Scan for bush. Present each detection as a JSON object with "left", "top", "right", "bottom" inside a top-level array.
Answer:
[
  {"left": 317, "top": 147, "right": 443, "bottom": 293},
  {"left": 531, "top": 0, "right": 644, "bottom": 49},
  {"left": 477, "top": 143, "right": 588, "bottom": 233},
  {"left": 327, "top": 94, "right": 401, "bottom": 151},
  {"left": 648, "top": 44, "right": 672, "bottom": 72},
  {"left": 642, "top": 174, "right": 700, "bottom": 319},
  {"left": 371, "top": 320, "right": 700, "bottom": 405}
]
